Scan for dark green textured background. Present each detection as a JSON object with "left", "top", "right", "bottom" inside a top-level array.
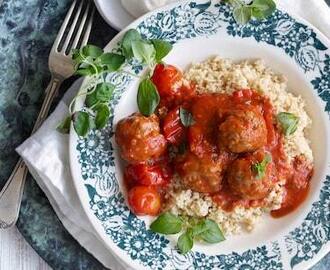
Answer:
[{"left": 0, "top": 0, "right": 329, "bottom": 269}]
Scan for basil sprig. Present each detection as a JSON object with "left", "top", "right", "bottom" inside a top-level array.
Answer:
[
  {"left": 277, "top": 112, "right": 299, "bottom": 136},
  {"left": 226, "top": 0, "right": 276, "bottom": 25},
  {"left": 121, "top": 29, "right": 172, "bottom": 65},
  {"left": 252, "top": 154, "right": 272, "bottom": 179},
  {"left": 58, "top": 28, "right": 173, "bottom": 136},
  {"left": 150, "top": 212, "right": 183, "bottom": 234},
  {"left": 150, "top": 212, "right": 225, "bottom": 254}
]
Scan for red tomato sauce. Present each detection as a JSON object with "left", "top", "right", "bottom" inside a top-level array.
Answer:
[
  {"left": 183, "top": 88, "right": 312, "bottom": 215},
  {"left": 119, "top": 64, "right": 314, "bottom": 218},
  {"left": 271, "top": 155, "right": 313, "bottom": 218}
]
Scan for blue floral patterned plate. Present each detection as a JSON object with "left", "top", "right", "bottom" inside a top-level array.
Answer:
[{"left": 69, "top": 1, "right": 330, "bottom": 269}]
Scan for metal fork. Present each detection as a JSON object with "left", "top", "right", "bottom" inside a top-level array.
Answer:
[{"left": 0, "top": 0, "right": 94, "bottom": 229}]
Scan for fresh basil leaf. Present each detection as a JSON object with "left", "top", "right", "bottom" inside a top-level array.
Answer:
[
  {"left": 75, "top": 66, "right": 95, "bottom": 76},
  {"left": 72, "top": 48, "right": 83, "bottom": 63},
  {"left": 179, "top": 107, "right": 195, "bottom": 127},
  {"left": 72, "top": 111, "right": 90, "bottom": 136},
  {"left": 151, "top": 39, "right": 173, "bottom": 62},
  {"left": 132, "top": 40, "right": 156, "bottom": 65},
  {"left": 150, "top": 212, "right": 183, "bottom": 234},
  {"left": 98, "top": 53, "right": 125, "bottom": 71},
  {"left": 277, "top": 112, "right": 299, "bottom": 136},
  {"left": 191, "top": 220, "right": 209, "bottom": 237},
  {"left": 95, "top": 83, "right": 115, "bottom": 103},
  {"left": 95, "top": 104, "right": 110, "bottom": 129},
  {"left": 137, "top": 78, "right": 160, "bottom": 116},
  {"left": 197, "top": 220, "right": 225, "bottom": 244},
  {"left": 56, "top": 116, "right": 71, "bottom": 134},
  {"left": 252, "top": 154, "right": 272, "bottom": 179},
  {"left": 251, "top": 7, "right": 264, "bottom": 19},
  {"left": 177, "top": 229, "right": 193, "bottom": 254},
  {"left": 121, "top": 29, "right": 142, "bottom": 58},
  {"left": 85, "top": 91, "right": 98, "bottom": 108},
  {"left": 251, "top": 0, "right": 276, "bottom": 19},
  {"left": 233, "top": 6, "right": 252, "bottom": 24},
  {"left": 82, "top": 45, "right": 103, "bottom": 58},
  {"left": 85, "top": 83, "right": 114, "bottom": 108}
]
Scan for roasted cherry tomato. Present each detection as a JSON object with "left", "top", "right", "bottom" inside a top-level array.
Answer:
[
  {"left": 125, "top": 163, "right": 171, "bottom": 186},
  {"left": 162, "top": 107, "right": 185, "bottom": 145},
  {"left": 151, "top": 64, "right": 195, "bottom": 108},
  {"left": 128, "top": 186, "right": 161, "bottom": 216},
  {"left": 151, "top": 63, "right": 183, "bottom": 97}
]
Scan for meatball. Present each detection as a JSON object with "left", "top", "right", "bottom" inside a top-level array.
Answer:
[
  {"left": 218, "top": 108, "right": 267, "bottom": 153},
  {"left": 115, "top": 113, "right": 167, "bottom": 163},
  {"left": 227, "top": 152, "right": 274, "bottom": 200},
  {"left": 175, "top": 151, "right": 227, "bottom": 193}
]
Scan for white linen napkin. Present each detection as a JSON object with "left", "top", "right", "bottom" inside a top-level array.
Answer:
[
  {"left": 16, "top": 1, "right": 330, "bottom": 269},
  {"left": 17, "top": 79, "right": 131, "bottom": 270}
]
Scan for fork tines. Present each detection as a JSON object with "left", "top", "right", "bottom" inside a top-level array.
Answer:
[{"left": 55, "top": 0, "right": 95, "bottom": 55}]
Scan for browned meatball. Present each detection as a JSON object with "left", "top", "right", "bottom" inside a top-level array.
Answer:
[
  {"left": 175, "top": 151, "right": 228, "bottom": 193},
  {"left": 227, "top": 152, "right": 274, "bottom": 200},
  {"left": 115, "top": 113, "right": 167, "bottom": 163},
  {"left": 218, "top": 108, "right": 267, "bottom": 153}
]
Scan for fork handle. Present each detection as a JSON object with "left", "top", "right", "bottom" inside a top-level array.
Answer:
[{"left": 0, "top": 76, "right": 63, "bottom": 229}]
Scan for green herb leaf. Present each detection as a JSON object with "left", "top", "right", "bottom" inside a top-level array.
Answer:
[
  {"left": 252, "top": 154, "right": 272, "bottom": 179},
  {"left": 132, "top": 40, "right": 156, "bottom": 65},
  {"left": 150, "top": 212, "right": 183, "bottom": 234},
  {"left": 179, "top": 107, "right": 195, "bottom": 127},
  {"left": 56, "top": 116, "right": 71, "bottom": 134},
  {"left": 98, "top": 53, "right": 125, "bottom": 71},
  {"left": 72, "top": 111, "right": 90, "bottom": 136},
  {"left": 85, "top": 83, "right": 114, "bottom": 108},
  {"left": 277, "top": 112, "right": 299, "bottom": 136},
  {"left": 251, "top": 0, "right": 276, "bottom": 19},
  {"left": 75, "top": 66, "right": 95, "bottom": 76},
  {"left": 194, "top": 219, "right": 225, "bottom": 244},
  {"left": 82, "top": 45, "right": 103, "bottom": 58},
  {"left": 95, "top": 104, "right": 110, "bottom": 129},
  {"left": 137, "top": 78, "right": 160, "bottom": 116},
  {"left": 121, "top": 29, "right": 142, "bottom": 58},
  {"left": 95, "top": 83, "right": 115, "bottom": 103},
  {"left": 233, "top": 6, "right": 252, "bottom": 24},
  {"left": 72, "top": 48, "right": 83, "bottom": 63},
  {"left": 151, "top": 39, "right": 173, "bottom": 62},
  {"left": 177, "top": 229, "right": 193, "bottom": 254},
  {"left": 85, "top": 91, "right": 98, "bottom": 108}
]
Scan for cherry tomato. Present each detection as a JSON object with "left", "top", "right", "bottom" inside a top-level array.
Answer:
[
  {"left": 151, "top": 63, "right": 183, "bottom": 98},
  {"left": 151, "top": 64, "right": 196, "bottom": 108},
  {"left": 162, "top": 107, "right": 185, "bottom": 145},
  {"left": 125, "top": 163, "right": 171, "bottom": 186},
  {"left": 128, "top": 186, "right": 161, "bottom": 216}
]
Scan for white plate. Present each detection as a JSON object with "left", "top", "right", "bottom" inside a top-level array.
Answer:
[
  {"left": 94, "top": 0, "right": 134, "bottom": 30},
  {"left": 70, "top": 1, "right": 330, "bottom": 269}
]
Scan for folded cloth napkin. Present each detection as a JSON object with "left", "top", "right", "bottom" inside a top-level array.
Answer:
[
  {"left": 17, "top": 79, "right": 131, "bottom": 270},
  {"left": 16, "top": 1, "right": 330, "bottom": 269}
]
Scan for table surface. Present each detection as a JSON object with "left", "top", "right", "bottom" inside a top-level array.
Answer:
[
  {"left": 0, "top": 227, "right": 50, "bottom": 270},
  {"left": 1, "top": 1, "right": 330, "bottom": 270}
]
